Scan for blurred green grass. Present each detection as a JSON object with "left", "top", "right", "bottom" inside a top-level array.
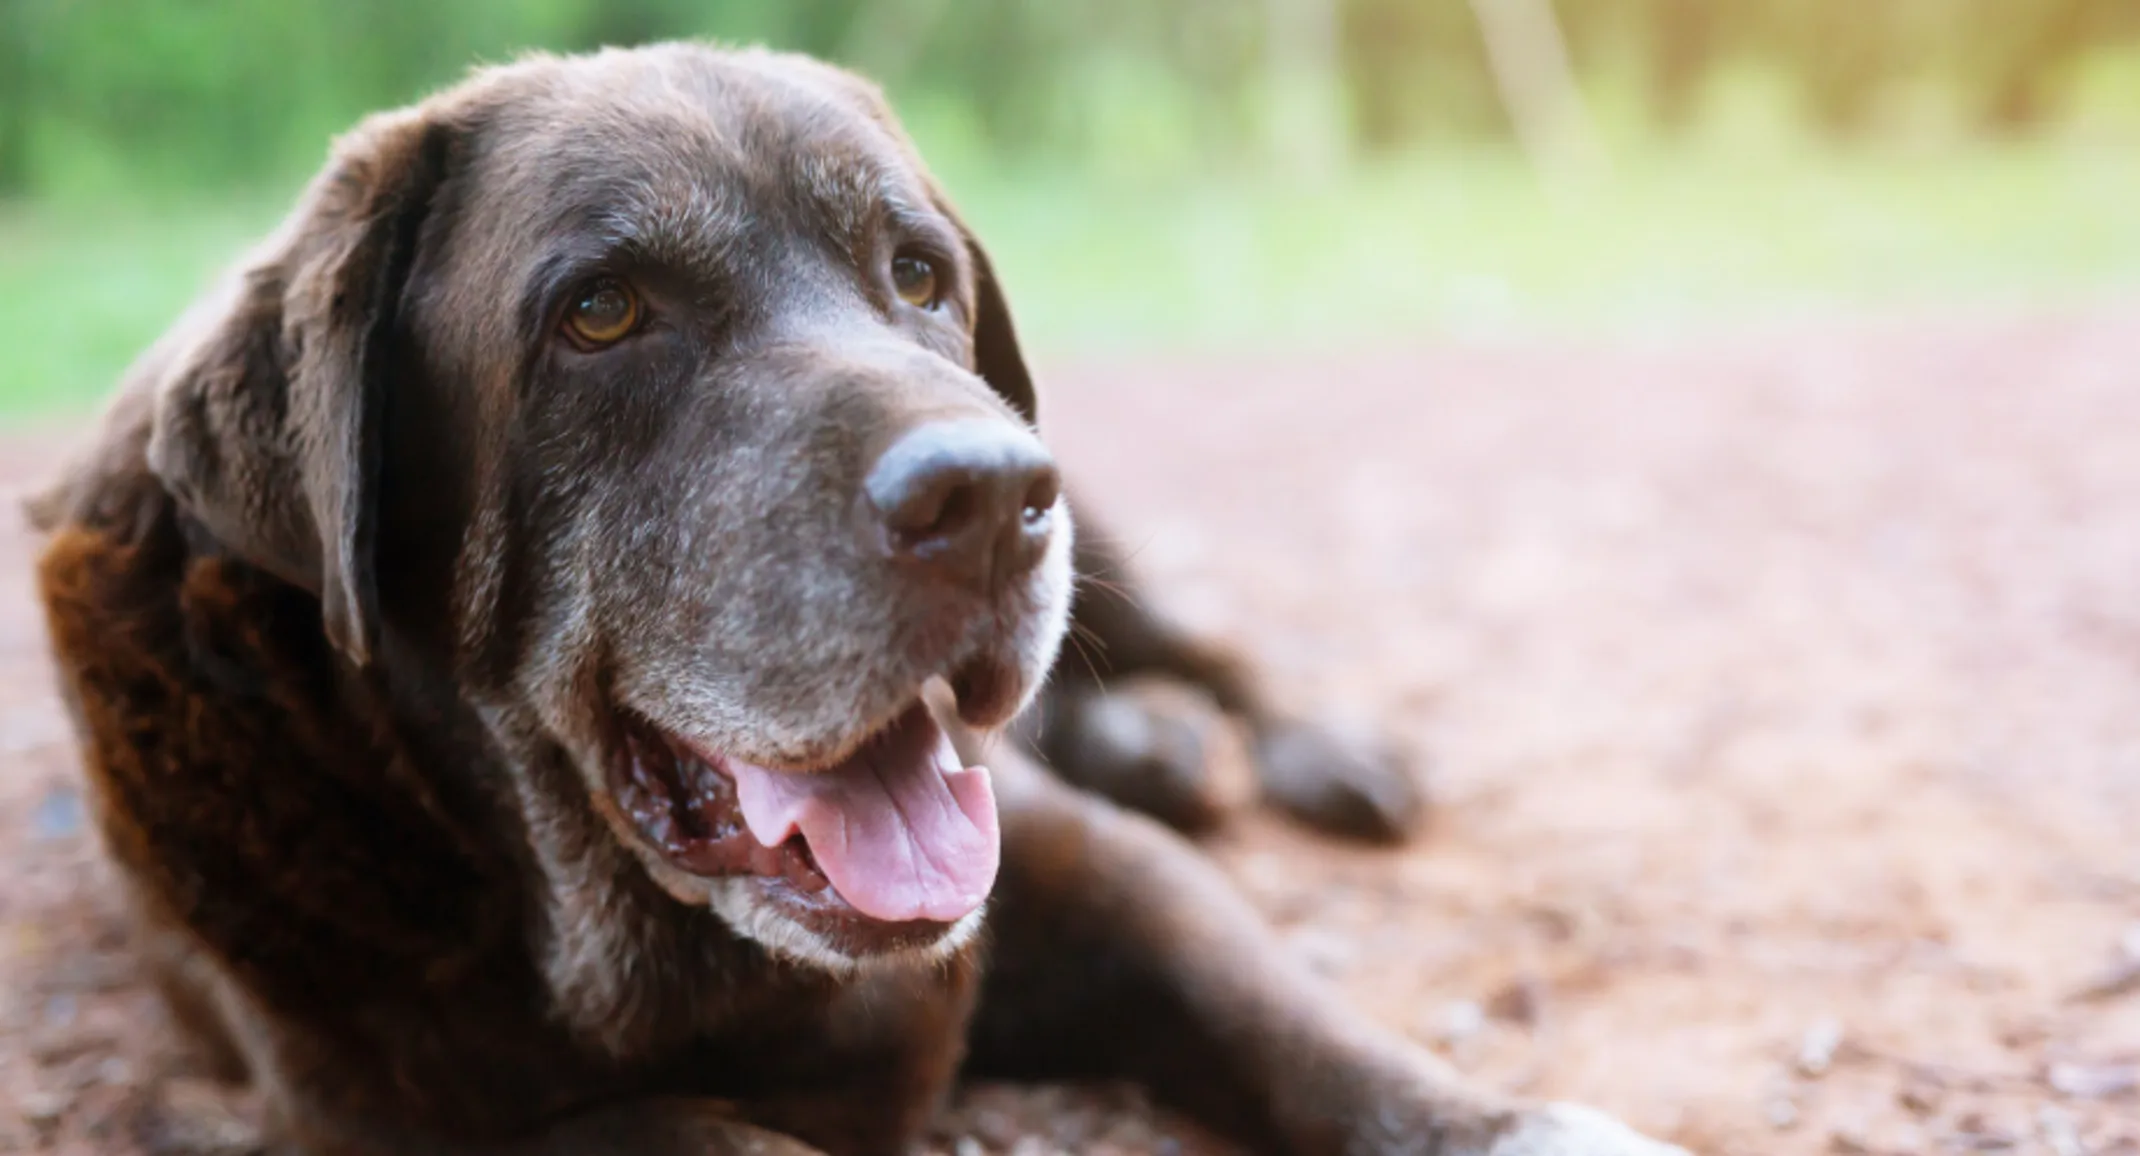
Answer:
[{"left": 5, "top": 140, "right": 2139, "bottom": 417}]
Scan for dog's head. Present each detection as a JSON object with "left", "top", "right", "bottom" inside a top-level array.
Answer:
[{"left": 133, "top": 45, "right": 1073, "bottom": 978}]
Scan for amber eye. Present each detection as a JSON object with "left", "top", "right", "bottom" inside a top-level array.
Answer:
[
  {"left": 891, "top": 253, "right": 940, "bottom": 309},
  {"left": 562, "top": 279, "right": 642, "bottom": 347}
]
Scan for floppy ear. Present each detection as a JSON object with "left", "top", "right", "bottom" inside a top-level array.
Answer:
[
  {"left": 923, "top": 195, "right": 1038, "bottom": 423},
  {"left": 146, "top": 108, "right": 450, "bottom": 668},
  {"left": 961, "top": 233, "right": 1039, "bottom": 425}
]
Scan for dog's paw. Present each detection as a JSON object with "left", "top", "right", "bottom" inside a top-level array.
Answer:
[
  {"left": 1486, "top": 1103, "right": 1692, "bottom": 1156},
  {"left": 1253, "top": 716, "right": 1426, "bottom": 843},
  {"left": 1036, "top": 679, "right": 1253, "bottom": 833}
]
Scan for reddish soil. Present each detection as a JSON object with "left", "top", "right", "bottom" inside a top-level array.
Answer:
[{"left": 3, "top": 305, "right": 2138, "bottom": 1154}]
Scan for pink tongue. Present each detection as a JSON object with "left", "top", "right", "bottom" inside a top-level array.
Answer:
[{"left": 723, "top": 709, "right": 999, "bottom": 924}]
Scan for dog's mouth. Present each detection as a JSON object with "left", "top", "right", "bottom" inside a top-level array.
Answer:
[{"left": 609, "top": 700, "right": 999, "bottom": 930}]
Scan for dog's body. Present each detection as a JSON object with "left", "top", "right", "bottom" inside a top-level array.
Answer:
[{"left": 31, "top": 45, "right": 1681, "bottom": 1156}]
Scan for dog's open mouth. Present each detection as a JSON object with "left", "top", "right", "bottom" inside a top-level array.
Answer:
[{"left": 609, "top": 702, "right": 999, "bottom": 928}]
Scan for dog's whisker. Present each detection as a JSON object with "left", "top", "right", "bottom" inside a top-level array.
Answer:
[
  {"left": 1063, "top": 623, "right": 1108, "bottom": 684},
  {"left": 1073, "top": 573, "right": 1135, "bottom": 601}
]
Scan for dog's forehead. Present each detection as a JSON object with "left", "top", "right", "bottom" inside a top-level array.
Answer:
[{"left": 464, "top": 48, "right": 931, "bottom": 258}]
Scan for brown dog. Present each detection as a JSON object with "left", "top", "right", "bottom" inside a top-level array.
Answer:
[{"left": 29, "top": 44, "right": 1684, "bottom": 1156}]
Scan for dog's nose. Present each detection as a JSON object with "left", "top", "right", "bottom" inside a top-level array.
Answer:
[{"left": 865, "top": 420, "right": 1060, "bottom": 590}]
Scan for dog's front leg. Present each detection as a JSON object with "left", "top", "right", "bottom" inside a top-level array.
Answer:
[
  {"left": 1045, "top": 510, "right": 1426, "bottom": 842},
  {"left": 962, "top": 739, "right": 1686, "bottom": 1156}
]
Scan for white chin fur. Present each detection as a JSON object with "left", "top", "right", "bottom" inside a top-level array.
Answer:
[{"left": 706, "top": 878, "right": 986, "bottom": 975}]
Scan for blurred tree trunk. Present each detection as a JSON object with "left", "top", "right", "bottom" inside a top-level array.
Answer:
[
  {"left": 1468, "top": 0, "right": 1604, "bottom": 193},
  {"left": 1264, "top": 0, "right": 1345, "bottom": 182},
  {"left": 0, "top": 102, "right": 24, "bottom": 197},
  {"left": 1982, "top": 0, "right": 2088, "bottom": 132},
  {"left": 1797, "top": 1, "right": 1883, "bottom": 134},
  {"left": 0, "top": 0, "right": 30, "bottom": 194},
  {"left": 1650, "top": 0, "right": 1711, "bottom": 130}
]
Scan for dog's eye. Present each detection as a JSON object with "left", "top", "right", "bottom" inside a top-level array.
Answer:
[
  {"left": 891, "top": 253, "right": 940, "bottom": 310},
  {"left": 562, "top": 279, "right": 643, "bottom": 348}
]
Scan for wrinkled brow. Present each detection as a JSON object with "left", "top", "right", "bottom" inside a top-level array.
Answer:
[
  {"left": 594, "top": 178, "right": 756, "bottom": 273},
  {"left": 508, "top": 150, "right": 957, "bottom": 342},
  {"left": 510, "top": 178, "right": 753, "bottom": 338},
  {"left": 787, "top": 152, "right": 958, "bottom": 258}
]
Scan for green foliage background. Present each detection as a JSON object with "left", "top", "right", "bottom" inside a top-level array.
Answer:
[
  {"left": 7, "top": 0, "right": 2140, "bottom": 193},
  {"left": 2, "top": 0, "right": 2139, "bottom": 415}
]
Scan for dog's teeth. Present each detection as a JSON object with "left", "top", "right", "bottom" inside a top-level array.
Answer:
[{"left": 785, "top": 851, "right": 829, "bottom": 892}]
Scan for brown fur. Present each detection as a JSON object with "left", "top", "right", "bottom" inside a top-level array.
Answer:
[{"left": 31, "top": 43, "right": 1681, "bottom": 1156}]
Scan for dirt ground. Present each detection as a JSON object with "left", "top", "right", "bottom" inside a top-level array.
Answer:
[{"left": 3, "top": 305, "right": 2138, "bottom": 1154}]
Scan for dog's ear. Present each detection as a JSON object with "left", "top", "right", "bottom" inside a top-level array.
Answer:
[
  {"left": 960, "top": 230, "right": 1039, "bottom": 426},
  {"left": 146, "top": 107, "right": 450, "bottom": 668},
  {"left": 922, "top": 193, "right": 1038, "bottom": 425}
]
